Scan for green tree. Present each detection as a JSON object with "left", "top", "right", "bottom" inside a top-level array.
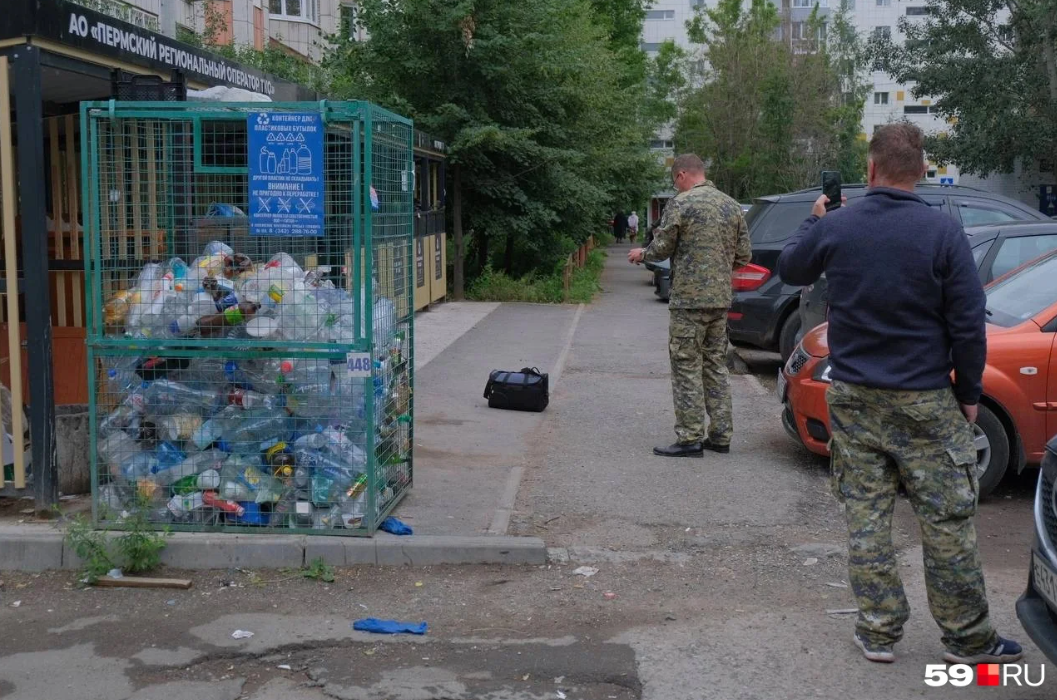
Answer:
[
  {"left": 644, "top": 40, "right": 690, "bottom": 127},
  {"left": 675, "top": 0, "right": 869, "bottom": 199},
  {"left": 872, "top": 0, "right": 1057, "bottom": 178},
  {"left": 827, "top": 2, "right": 870, "bottom": 182},
  {"left": 326, "top": 0, "right": 661, "bottom": 291}
]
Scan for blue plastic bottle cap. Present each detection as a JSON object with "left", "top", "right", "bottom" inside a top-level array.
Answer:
[
  {"left": 217, "top": 440, "right": 232, "bottom": 453},
  {"left": 225, "top": 360, "right": 238, "bottom": 375},
  {"left": 107, "top": 369, "right": 118, "bottom": 379}
]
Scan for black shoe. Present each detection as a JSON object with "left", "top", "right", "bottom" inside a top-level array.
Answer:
[
  {"left": 653, "top": 442, "right": 704, "bottom": 458},
  {"left": 702, "top": 439, "right": 730, "bottom": 454}
]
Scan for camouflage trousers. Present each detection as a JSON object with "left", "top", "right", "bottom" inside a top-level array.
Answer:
[
  {"left": 669, "top": 308, "right": 732, "bottom": 446},
  {"left": 827, "top": 380, "right": 998, "bottom": 654}
]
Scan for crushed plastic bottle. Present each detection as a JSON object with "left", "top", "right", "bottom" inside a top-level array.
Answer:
[
  {"left": 143, "top": 379, "right": 222, "bottom": 416},
  {"left": 153, "top": 449, "right": 227, "bottom": 487}
]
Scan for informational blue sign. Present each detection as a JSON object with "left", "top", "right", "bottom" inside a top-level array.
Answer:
[
  {"left": 1040, "top": 185, "right": 1057, "bottom": 216},
  {"left": 939, "top": 176, "right": 954, "bottom": 185},
  {"left": 248, "top": 112, "right": 324, "bottom": 237}
]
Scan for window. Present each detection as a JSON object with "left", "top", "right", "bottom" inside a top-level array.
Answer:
[
  {"left": 340, "top": 4, "right": 357, "bottom": 38},
  {"left": 872, "top": 26, "right": 891, "bottom": 40},
  {"left": 641, "top": 42, "right": 663, "bottom": 52},
  {"left": 646, "top": 9, "right": 676, "bottom": 19},
  {"left": 749, "top": 201, "right": 816, "bottom": 244},
  {"left": 905, "top": 6, "right": 932, "bottom": 14},
  {"left": 998, "top": 25, "right": 1014, "bottom": 42},
  {"left": 874, "top": 91, "right": 889, "bottom": 105},
  {"left": 876, "top": 0, "right": 890, "bottom": 5},
  {"left": 791, "top": 22, "right": 826, "bottom": 40},
  {"left": 986, "top": 253, "right": 1057, "bottom": 326},
  {"left": 691, "top": 0, "right": 705, "bottom": 6},
  {"left": 926, "top": 169, "right": 937, "bottom": 178},
  {"left": 958, "top": 203, "right": 1020, "bottom": 229},
  {"left": 650, "top": 139, "right": 675, "bottom": 150},
  {"left": 903, "top": 105, "right": 930, "bottom": 114},
  {"left": 989, "top": 234, "right": 1057, "bottom": 282},
  {"left": 972, "top": 239, "right": 994, "bottom": 266},
  {"left": 268, "top": 0, "right": 318, "bottom": 23},
  {"left": 793, "top": 0, "right": 829, "bottom": 7},
  {"left": 845, "top": 0, "right": 856, "bottom": 9},
  {"left": 176, "top": 24, "right": 199, "bottom": 45}
]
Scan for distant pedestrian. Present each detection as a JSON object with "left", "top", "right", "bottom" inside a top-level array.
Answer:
[
  {"left": 613, "top": 210, "right": 628, "bottom": 242},
  {"left": 777, "top": 123, "right": 1023, "bottom": 666},
  {"left": 627, "top": 154, "right": 750, "bottom": 458},
  {"left": 628, "top": 211, "right": 639, "bottom": 243}
]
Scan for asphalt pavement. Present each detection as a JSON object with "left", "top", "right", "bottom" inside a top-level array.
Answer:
[{"left": 0, "top": 243, "right": 1052, "bottom": 700}]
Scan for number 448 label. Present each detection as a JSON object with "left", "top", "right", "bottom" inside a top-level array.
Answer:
[{"left": 347, "top": 352, "right": 373, "bottom": 378}]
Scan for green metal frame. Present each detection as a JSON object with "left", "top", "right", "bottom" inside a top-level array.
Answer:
[{"left": 82, "top": 100, "right": 415, "bottom": 536}]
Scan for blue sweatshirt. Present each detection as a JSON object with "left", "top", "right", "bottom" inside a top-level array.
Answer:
[{"left": 777, "top": 187, "right": 986, "bottom": 404}]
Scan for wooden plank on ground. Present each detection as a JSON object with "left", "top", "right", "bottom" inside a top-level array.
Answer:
[{"left": 94, "top": 576, "right": 193, "bottom": 590}]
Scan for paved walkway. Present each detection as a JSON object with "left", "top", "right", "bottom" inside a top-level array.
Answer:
[{"left": 396, "top": 300, "right": 581, "bottom": 534}]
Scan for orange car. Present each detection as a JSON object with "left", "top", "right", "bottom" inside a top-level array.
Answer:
[{"left": 780, "top": 249, "right": 1057, "bottom": 496}]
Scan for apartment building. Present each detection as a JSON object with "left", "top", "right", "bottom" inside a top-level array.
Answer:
[
  {"left": 641, "top": 0, "right": 1052, "bottom": 210},
  {"left": 94, "top": 0, "right": 363, "bottom": 63}
]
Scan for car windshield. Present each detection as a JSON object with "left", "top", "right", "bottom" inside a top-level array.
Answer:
[{"left": 985, "top": 253, "right": 1057, "bottom": 327}]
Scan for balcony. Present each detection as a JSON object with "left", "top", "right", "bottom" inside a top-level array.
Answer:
[{"left": 69, "top": 0, "right": 160, "bottom": 32}]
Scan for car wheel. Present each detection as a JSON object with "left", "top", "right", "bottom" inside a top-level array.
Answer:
[
  {"left": 973, "top": 404, "right": 1009, "bottom": 498},
  {"left": 778, "top": 311, "right": 801, "bottom": 363}
]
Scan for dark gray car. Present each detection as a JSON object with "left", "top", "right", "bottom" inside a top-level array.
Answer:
[{"left": 797, "top": 188, "right": 1049, "bottom": 341}]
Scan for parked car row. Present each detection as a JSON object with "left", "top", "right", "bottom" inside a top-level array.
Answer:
[{"left": 734, "top": 184, "right": 1048, "bottom": 361}]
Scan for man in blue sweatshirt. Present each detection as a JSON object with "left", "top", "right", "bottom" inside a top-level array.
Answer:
[{"left": 778, "top": 123, "right": 1022, "bottom": 665}]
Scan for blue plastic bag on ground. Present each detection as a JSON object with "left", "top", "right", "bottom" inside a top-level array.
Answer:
[
  {"left": 379, "top": 516, "right": 413, "bottom": 536},
  {"left": 352, "top": 618, "right": 428, "bottom": 635}
]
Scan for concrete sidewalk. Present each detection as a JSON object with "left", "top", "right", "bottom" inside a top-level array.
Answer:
[{"left": 394, "top": 301, "right": 583, "bottom": 535}]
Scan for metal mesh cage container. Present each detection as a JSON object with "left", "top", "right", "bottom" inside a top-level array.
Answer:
[{"left": 82, "top": 101, "right": 414, "bottom": 535}]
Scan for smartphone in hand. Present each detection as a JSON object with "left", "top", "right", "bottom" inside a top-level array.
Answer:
[{"left": 821, "top": 171, "right": 841, "bottom": 212}]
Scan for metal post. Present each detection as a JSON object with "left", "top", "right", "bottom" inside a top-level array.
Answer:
[{"left": 12, "top": 46, "right": 58, "bottom": 514}]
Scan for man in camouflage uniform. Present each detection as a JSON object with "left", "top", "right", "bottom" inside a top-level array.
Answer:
[
  {"left": 778, "top": 123, "right": 1022, "bottom": 665},
  {"left": 628, "top": 154, "right": 751, "bottom": 458}
]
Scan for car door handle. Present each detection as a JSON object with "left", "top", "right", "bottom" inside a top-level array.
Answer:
[{"left": 1032, "top": 402, "right": 1057, "bottom": 411}]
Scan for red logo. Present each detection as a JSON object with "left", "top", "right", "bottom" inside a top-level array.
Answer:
[{"left": 977, "top": 664, "right": 1001, "bottom": 687}]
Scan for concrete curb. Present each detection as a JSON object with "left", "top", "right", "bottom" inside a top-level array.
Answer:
[{"left": 0, "top": 525, "right": 547, "bottom": 571}]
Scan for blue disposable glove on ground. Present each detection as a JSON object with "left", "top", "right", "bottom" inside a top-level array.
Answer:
[
  {"left": 352, "top": 618, "right": 428, "bottom": 635},
  {"left": 379, "top": 517, "right": 413, "bottom": 536}
]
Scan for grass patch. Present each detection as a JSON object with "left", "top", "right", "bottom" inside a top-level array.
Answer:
[{"left": 468, "top": 249, "right": 606, "bottom": 304}]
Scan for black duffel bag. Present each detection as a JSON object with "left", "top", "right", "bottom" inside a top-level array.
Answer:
[{"left": 483, "top": 367, "right": 549, "bottom": 412}]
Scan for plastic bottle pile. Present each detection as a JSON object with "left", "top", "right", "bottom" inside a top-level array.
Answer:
[{"left": 96, "top": 241, "right": 411, "bottom": 530}]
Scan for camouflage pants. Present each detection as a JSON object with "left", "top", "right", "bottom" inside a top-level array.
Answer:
[
  {"left": 827, "top": 380, "right": 997, "bottom": 654},
  {"left": 669, "top": 308, "right": 732, "bottom": 445}
]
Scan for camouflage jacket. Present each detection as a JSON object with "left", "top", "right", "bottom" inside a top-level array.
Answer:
[{"left": 643, "top": 181, "right": 751, "bottom": 309}]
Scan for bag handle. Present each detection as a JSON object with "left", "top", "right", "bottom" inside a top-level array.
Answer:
[{"left": 520, "top": 367, "right": 543, "bottom": 376}]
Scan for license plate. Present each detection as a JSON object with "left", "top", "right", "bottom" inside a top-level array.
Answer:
[
  {"left": 1033, "top": 552, "right": 1057, "bottom": 611},
  {"left": 777, "top": 370, "right": 788, "bottom": 402}
]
